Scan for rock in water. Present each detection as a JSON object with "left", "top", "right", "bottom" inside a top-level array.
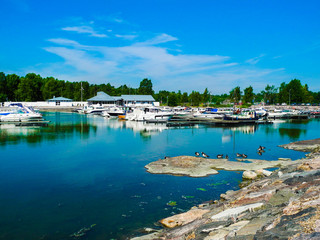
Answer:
[
  {"left": 160, "top": 208, "right": 209, "bottom": 228},
  {"left": 243, "top": 170, "right": 258, "bottom": 180}
]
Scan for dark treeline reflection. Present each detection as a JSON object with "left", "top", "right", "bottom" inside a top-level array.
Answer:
[
  {"left": 278, "top": 128, "right": 307, "bottom": 140},
  {"left": 0, "top": 122, "right": 97, "bottom": 146}
]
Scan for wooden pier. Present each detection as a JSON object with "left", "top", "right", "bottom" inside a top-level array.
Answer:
[{"left": 0, "top": 121, "right": 50, "bottom": 127}]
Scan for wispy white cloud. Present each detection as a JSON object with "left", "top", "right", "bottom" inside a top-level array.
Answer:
[
  {"left": 137, "top": 33, "right": 178, "bottom": 46},
  {"left": 47, "top": 38, "right": 81, "bottom": 47},
  {"left": 245, "top": 54, "right": 266, "bottom": 65},
  {"left": 37, "top": 31, "right": 286, "bottom": 93},
  {"left": 62, "top": 26, "right": 108, "bottom": 38},
  {"left": 115, "top": 34, "right": 138, "bottom": 40}
]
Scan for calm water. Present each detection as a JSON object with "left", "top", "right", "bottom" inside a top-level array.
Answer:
[{"left": 0, "top": 112, "right": 317, "bottom": 239}]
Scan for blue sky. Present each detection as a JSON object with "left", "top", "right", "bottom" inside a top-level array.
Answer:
[{"left": 1, "top": 0, "right": 320, "bottom": 93}]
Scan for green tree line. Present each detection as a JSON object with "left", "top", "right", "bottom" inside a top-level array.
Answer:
[
  {"left": 0, "top": 72, "right": 153, "bottom": 102},
  {"left": 0, "top": 72, "right": 319, "bottom": 106}
]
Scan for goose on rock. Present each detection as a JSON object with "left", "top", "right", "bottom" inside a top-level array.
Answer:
[{"left": 201, "top": 152, "right": 209, "bottom": 158}]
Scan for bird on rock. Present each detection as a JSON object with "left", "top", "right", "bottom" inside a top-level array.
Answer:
[{"left": 201, "top": 152, "right": 209, "bottom": 158}]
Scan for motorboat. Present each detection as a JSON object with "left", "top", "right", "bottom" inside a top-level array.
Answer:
[
  {"left": 0, "top": 103, "right": 44, "bottom": 122},
  {"left": 267, "top": 109, "right": 287, "bottom": 119},
  {"left": 125, "top": 107, "right": 174, "bottom": 122},
  {"left": 106, "top": 106, "right": 126, "bottom": 117},
  {"left": 77, "top": 105, "right": 107, "bottom": 115},
  {"left": 224, "top": 109, "right": 259, "bottom": 121},
  {"left": 193, "top": 108, "right": 225, "bottom": 120}
]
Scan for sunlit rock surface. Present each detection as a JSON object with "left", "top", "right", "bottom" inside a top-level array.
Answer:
[
  {"left": 145, "top": 155, "right": 300, "bottom": 177},
  {"left": 133, "top": 139, "right": 320, "bottom": 239}
]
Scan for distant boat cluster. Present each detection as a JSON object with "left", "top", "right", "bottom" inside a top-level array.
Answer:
[
  {"left": 73, "top": 105, "right": 317, "bottom": 125},
  {"left": 1, "top": 102, "right": 319, "bottom": 128}
]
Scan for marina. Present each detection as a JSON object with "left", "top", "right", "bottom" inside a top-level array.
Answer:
[
  {"left": 1, "top": 1, "right": 319, "bottom": 239},
  {"left": 0, "top": 111, "right": 318, "bottom": 239}
]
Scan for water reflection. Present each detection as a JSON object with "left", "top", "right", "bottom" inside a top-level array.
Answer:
[
  {"left": 101, "top": 119, "right": 169, "bottom": 138},
  {"left": 229, "top": 125, "right": 258, "bottom": 134},
  {"left": 0, "top": 115, "right": 171, "bottom": 146},
  {"left": 221, "top": 125, "right": 258, "bottom": 143},
  {"left": 0, "top": 113, "right": 313, "bottom": 146},
  {"left": 279, "top": 128, "right": 307, "bottom": 140},
  {"left": 0, "top": 121, "right": 97, "bottom": 146}
]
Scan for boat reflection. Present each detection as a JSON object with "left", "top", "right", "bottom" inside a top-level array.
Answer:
[
  {"left": 221, "top": 125, "right": 258, "bottom": 143},
  {"left": 102, "top": 119, "right": 169, "bottom": 138}
]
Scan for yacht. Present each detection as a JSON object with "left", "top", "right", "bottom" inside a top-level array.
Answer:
[
  {"left": 0, "top": 103, "right": 44, "bottom": 122},
  {"left": 224, "top": 109, "right": 259, "bottom": 121},
  {"left": 267, "top": 109, "right": 287, "bottom": 119},
  {"left": 106, "top": 106, "right": 126, "bottom": 117},
  {"left": 77, "top": 105, "right": 107, "bottom": 115},
  {"left": 125, "top": 107, "right": 173, "bottom": 122},
  {"left": 193, "top": 108, "right": 225, "bottom": 120}
]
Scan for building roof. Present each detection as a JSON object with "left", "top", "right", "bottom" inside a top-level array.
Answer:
[
  {"left": 113, "top": 96, "right": 122, "bottom": 100},
  {"left": 87, "top": 91, "right": 116, "bottom": 102},
  {"left": 121, "top": 95, "right": 155, "bottom": 101},
  {"left": 48, "top": 96, "right": 72, "bottom": 101}
]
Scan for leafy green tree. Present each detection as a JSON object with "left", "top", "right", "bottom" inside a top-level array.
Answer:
[
  {"left": 62, "top": 81, "right": 75, "bottom": 100},
  {"left": 229, "top": 86, "right": 241, "bottom": 103},
  {"left": 16, "top": 73, "right": 43, "bottom": 101},
  {"left": 138, "top": 78, "right": 153, "bottom": 95},
  {"left": 176, "top": 90, "right": 182, "bottom": 105},
  {"left": 189, "top": 91, "right": 201, "bottom": 106},
  {"left": 302, "top": 84, "right": 313, "bottom": 103},
  {"left": 181, "top": 92, "right": 188, "bottom": 105},
  {"left": 202, "top": 88, "right": 210, "bottom": 104},
  {"left": 42, "top": 77, "right": 61, "bottom": 100},
  {"left": 6, "top": 74, "right": 20, "bottom": 101},
  {"left": 243, "top": 86, "right": 254, "bottom": 104},
  {"left": 286, "top": 79, "right": 304, "bottom": 104},
  {"left": 278, "top": 82, "right": 288, "bottom": 103},
  {"left": 261, "top": 85, "right": 278, "bottom": 105},
  {"left": 0, "top": 72, "right": 7, "bottom": 102},
  {"left": 168, "top": 92, "right": 178, "bottom": 106},
  {"left": 155, "top": 90, "right": 170, "bottom": 104}
]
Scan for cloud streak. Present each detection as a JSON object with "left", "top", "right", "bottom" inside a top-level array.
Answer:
[
  {"left": 245, "top": 54, "right": 266, "bottom": 65},
  {"left": 62, "top": 26, "right": 108, "bottom": 38},
  {"left": 39, "top": 31, "right": 286, "bottom": 93}
]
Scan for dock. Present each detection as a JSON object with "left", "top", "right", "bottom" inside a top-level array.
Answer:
[{"left": 0, "top": 121, "right": 50, "bottom": 127}]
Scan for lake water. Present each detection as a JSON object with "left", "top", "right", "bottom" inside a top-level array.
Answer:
[{"left": 0, "top": 112, "right": 317, "bottom": 239}]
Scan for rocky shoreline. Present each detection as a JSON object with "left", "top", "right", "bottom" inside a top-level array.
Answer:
[
  {"left": 133, "top": 139, "right": 320, "bottom": 240},
  {"left": 145, "top": 156, "right": 298, "bottom": 178}
]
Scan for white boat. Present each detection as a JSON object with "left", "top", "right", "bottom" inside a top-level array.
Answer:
[
  {"left": 106, "top": 106, "right": 126, "bottom": 117},
  {"left": 77, "top": 105, "right": 107, "bottom": 115},
  {"left": 0, "top": 103, "right": 44, "bottom": 122},
  {"left": 193, "top": 108, "right": 225, "bottom": 120},
  {"left": 224, "top": 109, "right": 259, "bottom": 121},
  {"left": 267, "top": 109, "right": 287, "bottom": 119},
  {"left": 125, "top": 107, "right": 173, "bottom": 122},
  {"left": 254, "top": 107, "right": 268, "bottom": 117}
]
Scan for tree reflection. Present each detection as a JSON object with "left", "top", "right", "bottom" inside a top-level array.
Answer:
[
  {"left": 0, "top": 122, "right": 97, "bottom": 146},
  {"left": 278, "top": 128, "right": 307, "bottom": 140}
]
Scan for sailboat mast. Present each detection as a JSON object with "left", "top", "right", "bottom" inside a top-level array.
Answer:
[{"left": 81, "top": 82, "right": 83, "bottom": 102}]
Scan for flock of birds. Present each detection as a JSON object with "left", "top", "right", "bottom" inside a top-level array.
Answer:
[{"left": 194, "top": 146, "right": 266, "bottom": 159}]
